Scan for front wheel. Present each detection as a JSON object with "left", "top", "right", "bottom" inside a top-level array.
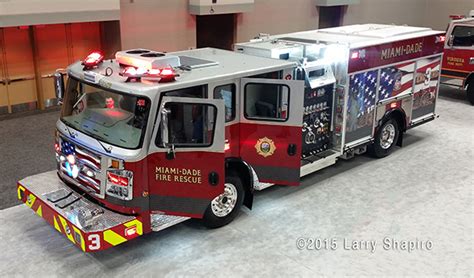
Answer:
[
  {"left": 467, "top": 81, "right": 474, "bottom": 105},
  {"left": 201, "top": 173, "right": 244, "bottom": 229},
  {"left": 368, "top": 118, "right": 400, "bottom": 158}
]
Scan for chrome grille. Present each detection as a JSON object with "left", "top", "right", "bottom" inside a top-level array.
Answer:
[{"left": 57, "top": 138, "right": 105, "bottom": 198}]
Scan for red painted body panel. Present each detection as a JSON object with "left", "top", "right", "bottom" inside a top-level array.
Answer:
[
  {"left": 239, "top": 122, "right": 301, "bottom": 185},
  {"left": 349, "top": 35, "right": 445, "bottom": 74},
  {"left": 146, "top": 151, "right": 224, "bottom": 199},
  {"left": 442, "top": 48, "right": 474, "bottom": 80},
  {"left": 225, "top": 123, "right": 240, "bottom": 158}
]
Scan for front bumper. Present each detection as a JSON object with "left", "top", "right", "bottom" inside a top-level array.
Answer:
[{"left": 17, "top": 171, "right": 143, "bottom": 252}]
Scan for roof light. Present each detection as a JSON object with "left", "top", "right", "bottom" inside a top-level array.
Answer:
[
  {"left": 119, "top": 66, "right": 178, "bottom": 83},
  {"left": 83, "top": 51, "right": 104, "bottom": 69},
  {"left": 449, "top": 15, "right": 465, "bottom": 20}
]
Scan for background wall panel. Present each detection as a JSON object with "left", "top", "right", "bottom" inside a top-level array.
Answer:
[
  {"left": 3, "top": 27, "right": 37, "bottom": 111},
  {"left": 120, "top": 0, "right": 196, "bottom": 52}
]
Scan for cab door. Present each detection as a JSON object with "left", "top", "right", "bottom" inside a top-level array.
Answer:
[
  {"left": 239, "top": 78, "right": 304, "bottom": 186},
  {"left": 148, "top": 96, "right": 225, "bottom": 218},
  {"left": 443, "top": 24, "right": 474, "bottom": 79}
]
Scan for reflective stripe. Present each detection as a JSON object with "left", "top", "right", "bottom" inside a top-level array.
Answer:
[
  {"left": 26, "top": 193, "right": 36, "bottom": 208},
  {"left": 17, "top": 185, "right": 25, "bottom": 200},
  {"left": 72, "top": 227, "right": 86, "bottom": 252},
  {"left": 36, "top": 205, "right": 42, "bottom": 217},
  {"left": 124, "top": 219, "right": 143, "bottom": 236},
  {"left": 58, "top": 215, "right": 75, "bottom": 244},
  {"left": 103, "top": 230, "right": 127, "bottom": 246},
  {"left": 53, "top": 216, "right": 62, "bottom": 233}
]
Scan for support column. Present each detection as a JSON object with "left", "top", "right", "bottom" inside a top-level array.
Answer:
[{"left": 29, "top": 26, "right": 45, "bottom": 110}]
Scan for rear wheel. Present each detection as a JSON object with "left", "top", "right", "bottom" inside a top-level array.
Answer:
[
  {"left": 467, "top": 81, "right": 474, "bottom": 105},
  {"left": 368, "top": 118, "right": 400, "bottom": 158},
  {"left": 202, "top": 172, "right": 244, "bottom": 229}
]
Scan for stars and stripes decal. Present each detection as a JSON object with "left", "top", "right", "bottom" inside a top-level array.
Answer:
[
  {"left": 348, "top": 70, "right": 377, "bottom": 118},
  {"left": 413, "top": 57, "right": 441, "bottom": 116},
  {"left": 347, "top": 70, "right": 377, "bottom": 132},
  {"left": 379, "top": 61, "right": 415, "bottom": 101}
]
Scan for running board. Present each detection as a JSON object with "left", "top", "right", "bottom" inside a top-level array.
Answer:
[
  {"left": 300, "top": 151, "right": 340, "bottom": 177},
  {"left": 151, "top": 214, "right": 190, "bottom": 232}
]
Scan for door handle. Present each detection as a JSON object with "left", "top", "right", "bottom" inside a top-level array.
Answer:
[
  {"left": 287, "top": 144, "right": 297, "bottom": 156},
  {"left": 208, "top": 172, "right": 219, "bottom": 186},
  {"left": 470, "top": 57, "right": 474, "bottom": 65}
]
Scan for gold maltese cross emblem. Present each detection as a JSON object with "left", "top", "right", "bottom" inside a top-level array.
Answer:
[{"left": 255, "top": 137, "right": 276, "bottom": 158}]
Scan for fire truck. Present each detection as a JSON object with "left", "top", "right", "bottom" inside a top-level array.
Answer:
[
  {"left": 17, "top": 24, "right": 444, "bottom": 252},
  {"left": 440, "top": 12, "right": 474, "bottom": 104}
]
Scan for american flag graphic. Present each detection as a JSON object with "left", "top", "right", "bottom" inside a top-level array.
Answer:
[
  {"left": 413, "top": 57, "right": 441, "bottom": 110},
  {"left": 61, "top": 141, "right": 76, "bottom": 156},
  {"left": 348, "top": 70, "right": 377, "bottom": 119},
  {"left": 379, "top": 61, "right": 416, "bottom": 101}
]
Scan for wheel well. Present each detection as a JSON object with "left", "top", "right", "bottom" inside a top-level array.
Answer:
[
  {"left": 381, "top": 109, "right": 406, "bottom": 147},
  {"left": 225, "top": 158, "right": 254, "bottom": 209},
  {"left": 464, "top": 73, "right": 474, "bottom": 89},
  {"left": 384, "top": 109, "right": 406, "bottom": 132}
]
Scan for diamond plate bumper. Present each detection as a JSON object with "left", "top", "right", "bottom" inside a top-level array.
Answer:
[{"left": 17, "top": 171, "right": 144, "bottom": 252}]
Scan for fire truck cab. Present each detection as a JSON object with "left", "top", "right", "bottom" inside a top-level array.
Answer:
[
  {"left": 441, "top": 12, "right": 474, "bottom": 104},
  {"left": 17, "top": 24, "right": 445, "bottom": 252}
]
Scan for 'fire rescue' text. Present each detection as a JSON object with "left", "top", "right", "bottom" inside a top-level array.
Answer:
[{"left": 155, "top": 166, "right": 202, "bottom": 184}]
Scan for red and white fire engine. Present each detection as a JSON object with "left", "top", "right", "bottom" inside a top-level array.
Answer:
[
  {"left": 441, "top": 11, "right": 474, "bottom": 104},
  {"left": 17, "top": 24, "right": 444, "bottom": 252}
]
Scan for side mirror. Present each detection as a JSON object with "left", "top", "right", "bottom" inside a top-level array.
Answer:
[
  {"left": 448, "top": 35, "right": 454, "bottom": 48},
  {"left": 53, "top": 72, "right": 65, "bottom": 105}
]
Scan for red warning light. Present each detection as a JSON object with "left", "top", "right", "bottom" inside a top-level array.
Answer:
[
  {"left": 351, "top": 51, "right": 359, "bottom": 59},
  {"left": 83, "top": 51, "right": 104, "bottom": 69}
]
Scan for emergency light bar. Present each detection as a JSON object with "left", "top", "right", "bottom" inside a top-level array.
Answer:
[{"left": 119, "top": 66, "right": 179, "bottom": 83}]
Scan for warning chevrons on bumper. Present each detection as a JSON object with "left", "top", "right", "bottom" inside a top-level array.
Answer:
[{"left": 17, "top": 182, "right": 144, "bottom": 252}]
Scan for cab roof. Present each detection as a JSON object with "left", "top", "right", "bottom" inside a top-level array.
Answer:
[{"left": 68, "top": 47, "right": 296, "bottom": 98}]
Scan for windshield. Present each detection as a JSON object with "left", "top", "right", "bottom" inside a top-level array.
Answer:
[{"left": 60, "top": 78, "right": 151, "bottom": 149}]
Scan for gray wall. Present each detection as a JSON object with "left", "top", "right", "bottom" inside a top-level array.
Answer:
[
  {"left": 120, "top": 0, "right": 474, "bottom": 51},
  {"left": 120, "top": 0, "right": 196, "bottom": 52},
  {"left": 422, "top": 0, "right": 474, "bottom": 30}
]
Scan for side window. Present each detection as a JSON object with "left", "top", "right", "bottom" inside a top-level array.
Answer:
[
  {"left": 158, "top": 102, "right": 216, "bottom": 147},
  {"left": 452, "top": 26, "right": 474, "bottom": 47},
  {"left": 213, "top": 84, "right": 235, "bottom": 122},
  {"left": 244, "top": 83, "right": 289, "bottom": 121}
]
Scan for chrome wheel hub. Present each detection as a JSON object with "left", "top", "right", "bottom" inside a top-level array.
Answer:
[
  {"left": 211, "top": 183, "right": 238, "bottom": 218},
  {"left": 380, "top": 123, "right": 396, "bottom": 149}
]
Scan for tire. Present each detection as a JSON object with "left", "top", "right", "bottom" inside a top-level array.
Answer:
[
  {"left": 467, "top": 81, "right": 474, "bottom": 105},
  {"left": 368, "top": 118, "right": 400, "bottom": 158},
  {"left": 201, "top": 172, "right": 244, "bottom": 229}
]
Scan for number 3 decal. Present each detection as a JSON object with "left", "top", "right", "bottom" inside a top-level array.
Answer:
[{"left": 88, "top": 234, "right": 101, "bottom": 251}]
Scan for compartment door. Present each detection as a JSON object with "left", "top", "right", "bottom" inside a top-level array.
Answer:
[
  {"left": 412, "top": 57, "right": 441, "bottom": 122},
  {"left": 239, "top": 78, "right": 304, "bottom": 186},
  {"left": 148, "top": 97, "right": 225, "bottom": 218}
]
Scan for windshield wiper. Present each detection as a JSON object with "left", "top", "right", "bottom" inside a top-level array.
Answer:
[{"left": 73, "top": 92, "right": 86, "bottom": 109}]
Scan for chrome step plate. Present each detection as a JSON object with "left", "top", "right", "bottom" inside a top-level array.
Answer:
[{"left": 151, "top": 214, "right": 190, "bottom": 232}]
